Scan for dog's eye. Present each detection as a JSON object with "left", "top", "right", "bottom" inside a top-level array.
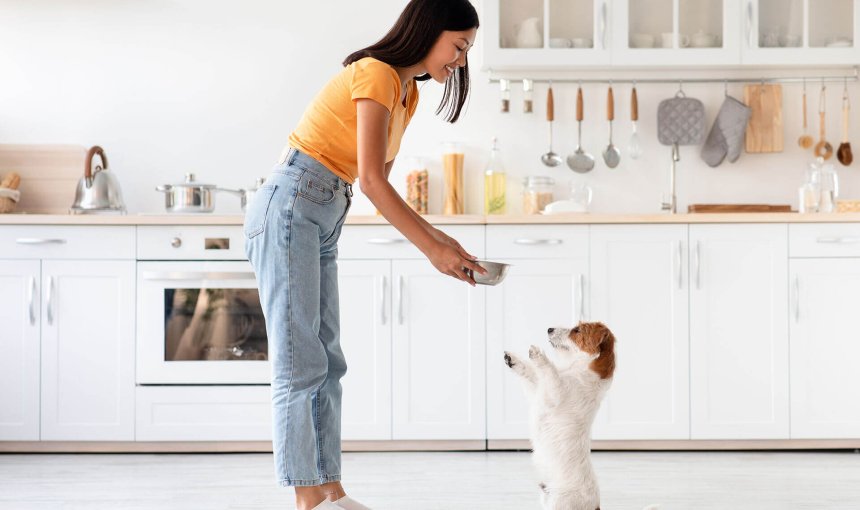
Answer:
[{"left": 572, "top": 327, "right": 580, "bottom": 334}]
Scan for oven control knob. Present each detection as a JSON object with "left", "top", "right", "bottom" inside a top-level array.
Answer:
[{"left": 171, "top": 237, "right": 182, "bottom": 248}]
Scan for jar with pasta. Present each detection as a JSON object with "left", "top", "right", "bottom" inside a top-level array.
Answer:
[
  {"left": 522, "top": 176, "right": 554, "bottom": 214},
  {"left": 405, "top": 156, "right": 428, "bottom": 214},
  {"left": 441, "top": 142, "right": 465, "bottom": 214}
]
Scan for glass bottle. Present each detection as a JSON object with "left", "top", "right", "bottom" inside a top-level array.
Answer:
[{"left": 484, "top": 137, "right": 507, "bottom": 215}]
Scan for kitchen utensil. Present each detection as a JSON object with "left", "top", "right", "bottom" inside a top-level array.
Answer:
[
  {"left": 837, "top": 86, "right": 853, "bottom": 166},
  {"left": 602, "top": 86, "right": 621, "bottom": 168},
  {"left": 541, "top": 85, "right": 563, "bottom": 167},
  {"left": 743, "top": 84, "right": 783, "bottom": 153},
  {"left": 155, "top": 173, "right": 243, "bottom": 213},
  {"left": 687, "top": 204, "right": 792, "bottom": 213},
  {"left": 701, "top": 94, "right": 751, "bottom": 167},
  {"left": 567, "top": 86, "right": 595, "bottom": 173},
  {"left": 628, "top": 86, "right": 643, "bottom": 159},
  {"left": 814, "top": 85, "right": 834, "bottom": 160},
  {"left": 70, "top": 145, "right": 127, "bottom": 214},
  {"left": 240, "top": 177, "right": 267, "bottom": 211},
  {"left": 657, "top": 87, "right": 706, "bottom": 213},
  {"left": 465, "top": 260, "right": 510, "bottom": 286},
  {"left": 798, "top": 86, "right": 814, "bottom": 149}
]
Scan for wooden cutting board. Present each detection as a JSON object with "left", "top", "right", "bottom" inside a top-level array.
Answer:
[
  {"left": 688, "top": 204, "right": 793, "bottom": 213},
  {"left": 0, "top": 144, "right": 86, "bottom": 214},
  {"left": 744, "top": 84, "right": 784, "bottom": 153}
]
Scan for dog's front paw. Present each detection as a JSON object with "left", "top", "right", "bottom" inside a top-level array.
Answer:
[
  {"left": 504, "top": 351, "right": 515, "bottom": 368},
  {"left": 528, "top": 345, "right": 541, "bottom": 359}
]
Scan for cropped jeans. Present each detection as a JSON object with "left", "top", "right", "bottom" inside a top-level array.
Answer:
[{"left": 244, "top": 148, "right": 352, "bottom": 487}]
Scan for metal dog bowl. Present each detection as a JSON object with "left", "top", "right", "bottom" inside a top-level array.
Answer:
[{"left": 467, "top": 260, "right": 510, "bottom": 286}]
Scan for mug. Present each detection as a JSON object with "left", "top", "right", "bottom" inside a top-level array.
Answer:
[{"left": 661, "top": 32, "right": 690, "bottom": 48}]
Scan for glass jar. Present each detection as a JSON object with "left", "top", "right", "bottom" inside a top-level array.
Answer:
[
  {"left": 441, "top": 142, "right": 465, "bottom": 214},
  {"left": 522, "top": 176, "right": 554, "bottom": 214},
  {"left": 405, "top": 156, "right": 428, "bottom": 215}
]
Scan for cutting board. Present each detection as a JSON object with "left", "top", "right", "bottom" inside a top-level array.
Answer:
[
  {"left": 0, "top": 144, "right": 86, "bottom": 214},
  {"left": 744, "top": 84, "right": 784, "bottom": 153},
  {"left": 688, "top": 204, "right": 793, "bottom": 213}
]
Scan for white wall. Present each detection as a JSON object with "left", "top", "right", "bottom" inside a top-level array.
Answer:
[{"left": 2, "top": 0, "right": 859, "bottom": 215}]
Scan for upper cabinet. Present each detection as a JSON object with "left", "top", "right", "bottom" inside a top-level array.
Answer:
[
  {"left": 481, "top": 0, "right": 860, "bottom": 69},
  {"left": 483, "top": 0, "right": 612, "bottom": 68},
  {"left": 741, "top": 0, "right": 860, "bottom": 65},
  {"left": 612, "top": 0, "right": 741, "bottom": 66}
]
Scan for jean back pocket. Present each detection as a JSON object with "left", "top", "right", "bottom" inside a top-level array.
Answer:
[{"left": 243, "top": 184, "right": 278, "bottom": 239}]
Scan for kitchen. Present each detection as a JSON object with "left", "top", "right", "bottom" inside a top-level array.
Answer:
[{"left": 2, "top": 0, "right": 860, "bottom": 509}]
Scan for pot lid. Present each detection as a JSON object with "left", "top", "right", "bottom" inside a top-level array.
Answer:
[{"left": 167, "top": 173, "right": 216, "bottom": 189}]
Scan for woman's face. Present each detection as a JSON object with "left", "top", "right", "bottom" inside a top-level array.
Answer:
[{"left": 423, "top": 28, "right": 477, "bottom": 83}]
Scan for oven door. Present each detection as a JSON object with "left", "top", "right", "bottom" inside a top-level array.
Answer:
[{"left": 137, "top": 260, "right": 269, "bottom": 384}]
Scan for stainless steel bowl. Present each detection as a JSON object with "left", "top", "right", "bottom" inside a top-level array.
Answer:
[{"left": 467, "top": 260, "right": 510, "bottom": 286}]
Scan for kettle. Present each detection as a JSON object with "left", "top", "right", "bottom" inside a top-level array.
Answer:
[{"left": 70, "top": 146, "right": 127, "bottom": 214}]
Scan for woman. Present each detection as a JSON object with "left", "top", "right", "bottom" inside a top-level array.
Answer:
[{"left": 244, "top": 1, "right": 481, "bottom": 509}]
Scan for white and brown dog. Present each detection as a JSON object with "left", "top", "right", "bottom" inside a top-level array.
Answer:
[{"left": 504, "top": 322, "right": 616, "bottom": 510}]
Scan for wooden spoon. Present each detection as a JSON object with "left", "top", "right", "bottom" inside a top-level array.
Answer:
[
  {"left": 815, "top": 85, "right": 834, "bottom": 160},
  {"left": 798, "top": 88, "right": 814, "bottom": 149},
  {"left": 837, "top": 89, "right": 853, "bottom": 166}
]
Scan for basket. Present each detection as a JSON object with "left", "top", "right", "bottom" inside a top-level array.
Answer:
[
  {"left": 0, "top": 187, "right": 20, "bottom": 213},
  {"left": 836, "top": 200, "right": 860, "bottom": 213}
]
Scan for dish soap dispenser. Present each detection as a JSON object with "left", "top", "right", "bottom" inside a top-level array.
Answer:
[{"left": 484, "top": 137, "right": 507, "bottom": 214}]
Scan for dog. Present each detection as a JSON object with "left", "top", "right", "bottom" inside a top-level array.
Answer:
[{"left": 504, "top": 322, "right": 616, "bottom": 510}]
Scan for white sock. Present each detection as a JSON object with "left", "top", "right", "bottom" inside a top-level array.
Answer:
[
  {"left": 310, "top": 500, "right": 343, "bottom": 510},
  {"left": 334, "top": 495, "right": 373, "bottom": 510}
]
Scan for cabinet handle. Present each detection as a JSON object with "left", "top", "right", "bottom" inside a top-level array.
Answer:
[
  {"left": 46, "top": 276, "right": 55, "bottom": 326},
  {"left": 676, "top": 241, "right": 683, "bottom": 290},
  {"left": 397, "top": 275, "right": 405, "bottom": 325},
  {"left": 794, "top": 276, "right": 801, "bottom": 323},
  {"left": 578, "top": 273, "right": 586, "bottom": 321},
  {"left": 600, "top": 2, "right": 607, "bottom": 50},
  {"left": 380, "top": 275, "right": 388, "bottom": 325},
  {"left": 513, "top": 238, "right": 562, "bottom": 245},
  {"left": 816, "top": 236, "right": 860, "bottom": 244},
  {"left": 367, "top": 238, "right": 408, "bottom": 245},
  {"left": 746, "top": 1, "right": 754, "bottom": 48},
  {"left": 142, "top": 271, "right": 255, "bottom": 280},
  {"left": 694, "top": 241, "right": 702, "bottom": 290},
  {"left": 28, "top": 276, "right": 37, "bottom": 326},
  {"left": 16, "top": 238, "right": 67, "bottom": 245}
]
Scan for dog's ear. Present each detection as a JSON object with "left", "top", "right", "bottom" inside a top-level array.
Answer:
[{"left": 589, "top": 324, "right": 616, "bottom": 380}]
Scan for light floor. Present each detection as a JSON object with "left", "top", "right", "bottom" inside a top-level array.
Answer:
[{"left": 1, "top": 450, "right": 859, "bottom": 510}]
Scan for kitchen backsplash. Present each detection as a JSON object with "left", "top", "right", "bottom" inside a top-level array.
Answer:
[{"left": 2, "top": 0, "right": 859, "bottom": 215}]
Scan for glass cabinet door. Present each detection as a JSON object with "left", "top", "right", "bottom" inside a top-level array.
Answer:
[
  {"left": 743, "top": 0, "right": 860, "bottom": 65},
  {"left": 613, "top": 0, "right": 738, "bottom": 65}
]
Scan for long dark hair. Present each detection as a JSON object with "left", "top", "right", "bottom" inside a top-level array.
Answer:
[{"left": 343, "top": 0, "right": 479, "bottom": 123}]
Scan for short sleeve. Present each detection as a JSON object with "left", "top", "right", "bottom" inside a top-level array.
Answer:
[{"left": 350, "top": 59, "right": 400, "bottom": 114}]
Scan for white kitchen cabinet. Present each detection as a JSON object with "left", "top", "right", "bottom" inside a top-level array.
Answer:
[
  {"left": 790, "top": 258, "right": 860, "bottom": 438},
  {"left": 482, "top": 0, "right": 612, "bottom": 69},
  {"left": 338, "top": 260, "right": 393, "bottom": 441},
  {"left": 0, "top": 226, "right": 136, "bottom": 442},
  {"left": 689, "top": 225, "right": 789, "bottom": 440},
  {"left": 589, "top": 225, "right": 690, "bottom": 440},
  {"left": 741, "top": 0, "right": 860, "bottom": 65},
  {"left": 0, "top": 261, "right": 41, "bottom": 441},
  {"left": 612, "top": 0, "right": 741, "bottom": 66}
]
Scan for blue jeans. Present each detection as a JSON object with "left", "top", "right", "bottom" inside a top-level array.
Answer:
[{"left": 244, "top": 148, "right": 353, "bottom": 487}]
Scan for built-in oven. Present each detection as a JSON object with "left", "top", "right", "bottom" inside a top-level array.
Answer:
[{"left": 136, "top": 225, "right": 269, "bottom": 384}]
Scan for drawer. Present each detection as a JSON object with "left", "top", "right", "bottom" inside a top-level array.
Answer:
[
  {"left": 0, "top": 226, "right": 135, "bottom": 259},
  {"left": 486, "top": 225, "right": 588, "bottom": 259},
  {"left": 135, "top": 386, "right": 271, "bottom": 441},
  {"left": 790, "top": 224, "right": 860, "bottom": 257},
  {"left": 339, "top": 225, "right": 484, "bottom": 260},
  {"left": 137, "top": 226, "right": 246, "bottom": 260}
]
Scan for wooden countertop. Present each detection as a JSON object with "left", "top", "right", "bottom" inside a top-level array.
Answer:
[{"left": 4, "top": 212, "right": 860, "bottom": 225}]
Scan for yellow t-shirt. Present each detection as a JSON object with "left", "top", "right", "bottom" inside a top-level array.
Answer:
[{"left": 285, "top": 57, "right": 419, "bottom": 183}]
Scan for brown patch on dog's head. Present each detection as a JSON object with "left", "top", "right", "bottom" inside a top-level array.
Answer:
[{"left": 569, "top": 322, "right": 616, "bottom": 380}]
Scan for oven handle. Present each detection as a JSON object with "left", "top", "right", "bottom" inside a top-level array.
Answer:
[{"left": 141, "top": 271, "right": 256, "bottom": 280}]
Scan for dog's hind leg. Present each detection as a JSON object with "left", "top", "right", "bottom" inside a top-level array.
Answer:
[{"left": 504, "top": 351, "right": 537, "bottom": 385}]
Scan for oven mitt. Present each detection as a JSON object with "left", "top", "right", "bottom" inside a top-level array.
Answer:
[{"left": 701, "top": 96, "right": 751, "bottom": 167}]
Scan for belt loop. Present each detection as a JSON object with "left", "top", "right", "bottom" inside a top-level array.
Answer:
[{"left": 345, "top": 183, "right": 353, "bottom": 197}]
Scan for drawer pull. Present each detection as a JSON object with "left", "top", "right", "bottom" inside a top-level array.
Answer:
[
  {"left": 815, "top": 236, "right": 860, "bottom": 244},
  {"left": 142, "top": 271, "right": 255, "bottom": 280},
  {"left": 16, "top": 238, "right": 67, "bottom": 245},
  {"left": 513, "top": 238, "right": 563, "bottom": 246},
  {"left": 366, "top": 238, "right": 408, "bottom": 245}
]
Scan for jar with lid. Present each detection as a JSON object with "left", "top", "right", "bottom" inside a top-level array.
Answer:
[{"left": 522, "top": 176, "right": 554, "bottom": 214}]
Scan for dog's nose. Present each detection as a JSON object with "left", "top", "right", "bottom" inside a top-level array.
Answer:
[{"left": 547, "top": 328, "right": 555, "bottom": 334}]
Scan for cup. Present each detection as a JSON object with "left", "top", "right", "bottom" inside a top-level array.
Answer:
[
  {"left": 630, "top": 33, "right": 655, "bottom": 48},
  {"left": 661, "top": 33, "right": 688, "bottom": 48},
  {"left": 571, "top": 37, "right": 593, "bottom": 48},
  {"left": 549, "top": 37, "right": 572, "bottom": 48}
]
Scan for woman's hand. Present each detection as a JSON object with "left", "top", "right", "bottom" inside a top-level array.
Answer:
[{"left": 426, "top": 229, "right": 486, "bottom": 285}]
